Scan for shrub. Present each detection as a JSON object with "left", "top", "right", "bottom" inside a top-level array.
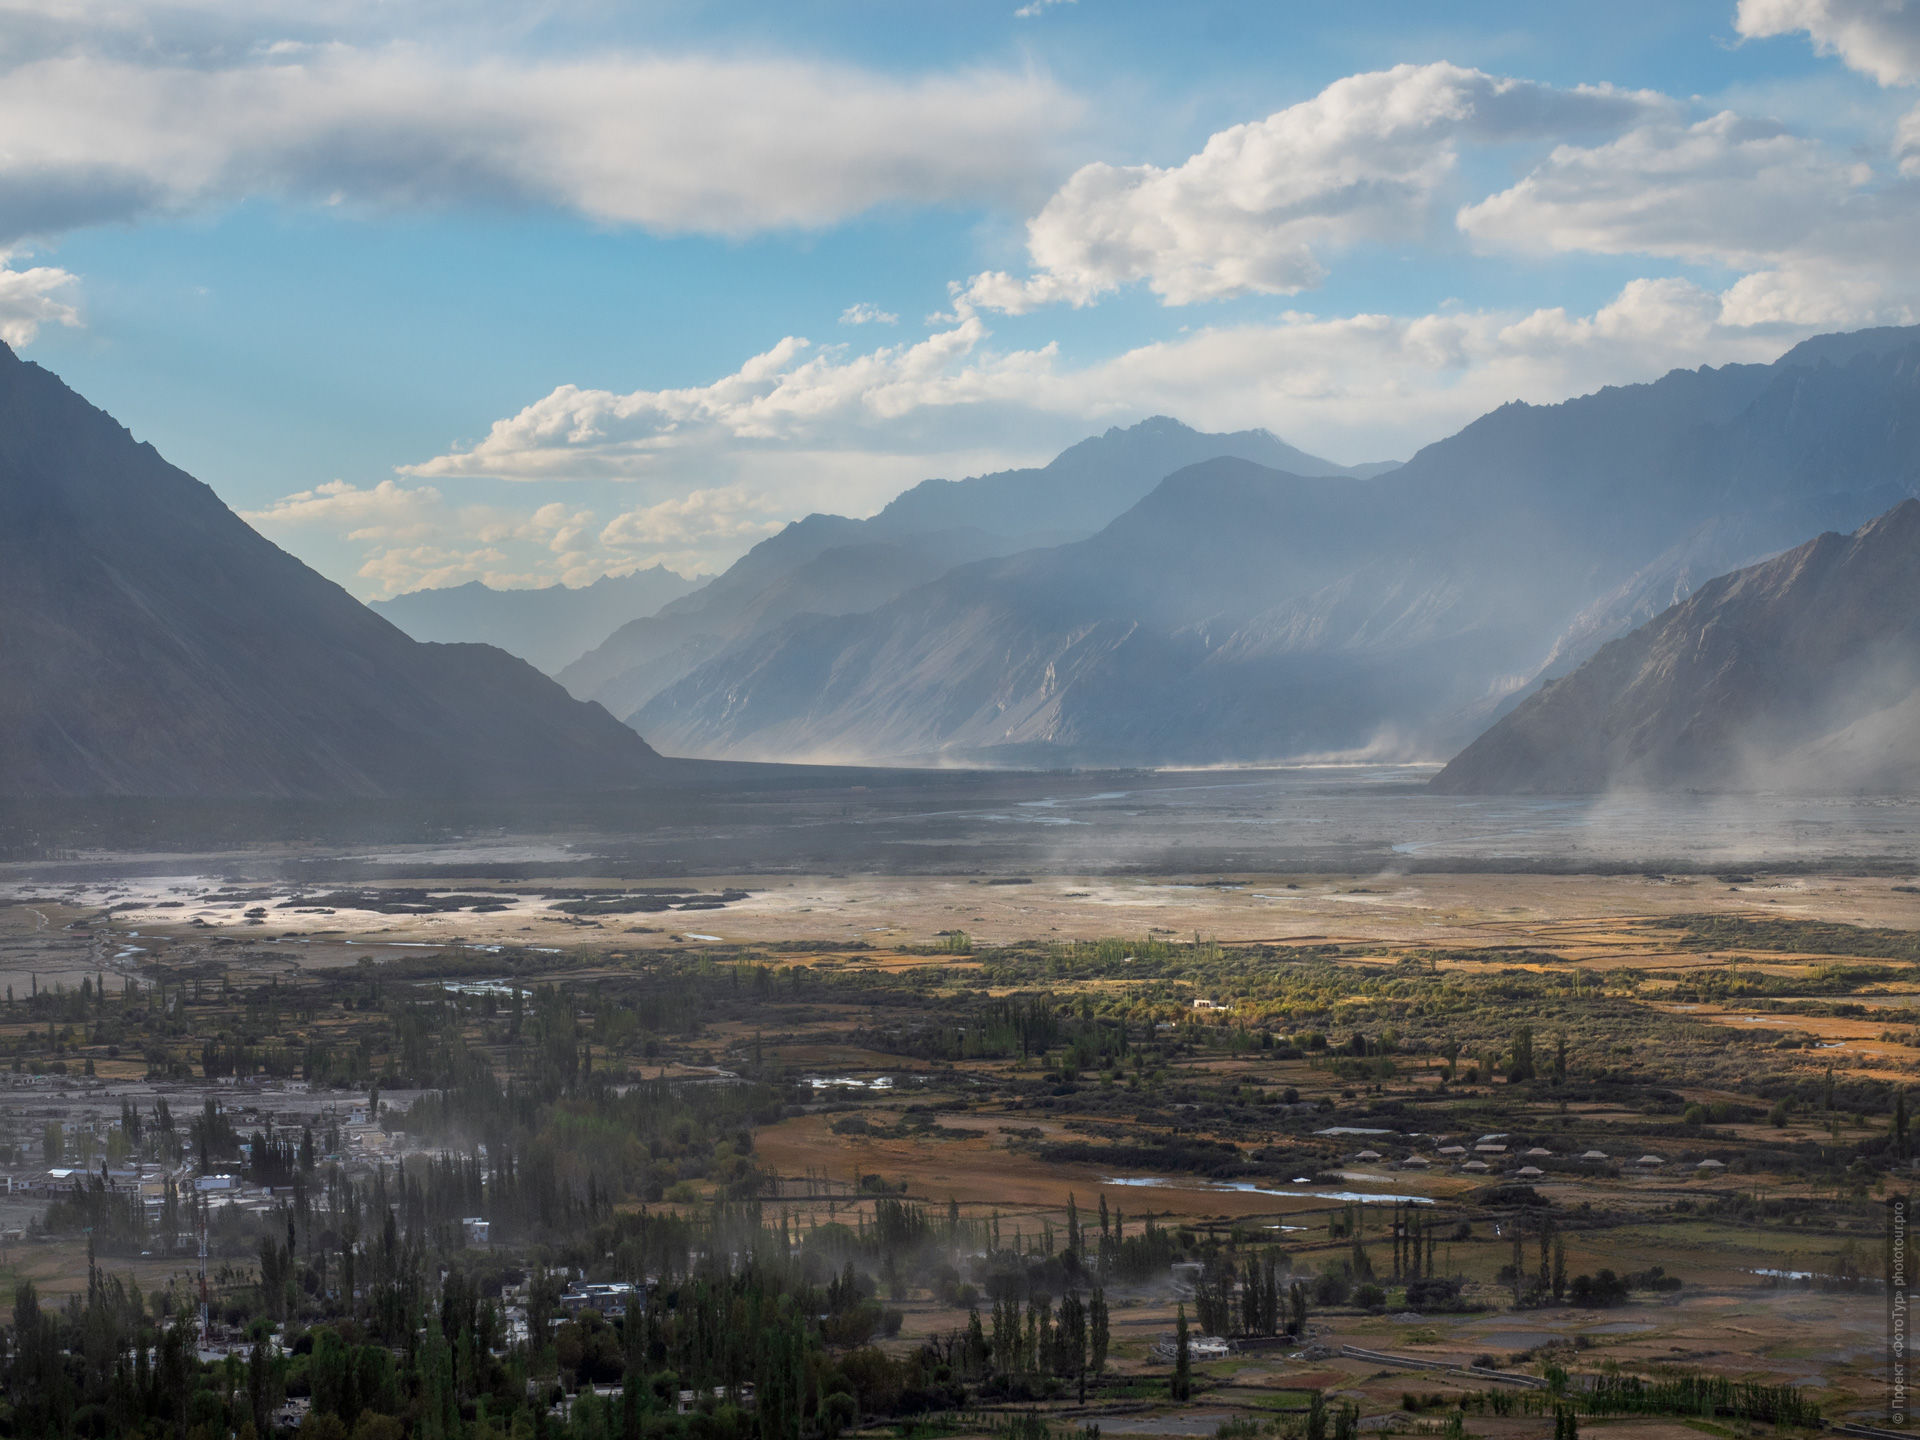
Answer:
[
  {"left": 1404, "top": 1278, "right": 1468, "bottom": 1312},
  {"left": 1313, "top": 1268, "right": 1352, "bottom": 1307},
  {"left": 1567, "top": 1270, "right": 1629, "bottom": 1307}
]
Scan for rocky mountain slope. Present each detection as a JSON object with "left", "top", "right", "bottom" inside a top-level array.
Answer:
[
  {"left": 560, "top": 417, "right": 1377, "bottom": 719},
  {"left": 632, "top": 325, "right": 1920, "bottom": 765},
  {"left": 0, "top": 344, "right": 662, "bottom": 798},
  {"left": 1431, "top": 499, "right": 1920, "bottom": 794},
  {"left": 372, "top": 565, "right": 699, "bottom": 675}
]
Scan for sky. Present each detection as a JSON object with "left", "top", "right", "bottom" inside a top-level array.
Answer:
[{"left": 5, "top": 0, "right": 1920, "bottom": 598}]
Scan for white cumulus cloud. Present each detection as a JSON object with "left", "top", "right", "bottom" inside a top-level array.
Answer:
[
  {"left": 0, "top": 46, "right": 1081, "bottom": 243},
  {"left": 243, "top": 480, "right": 663, "bottom": 597},
  {"left": 960, "top": 62, "right": 1668, "bottom": 311},
  {"left": 598, "top": 487, "right": 786, "bottom": 551},
  {"left": 405, "top": 320, "right": 1063, "bottom": 484},
  {"left": 1008, "top": 277, "right": 1821, "bottom": 461},
  {"left": 1899, "top": 102, "right": 1920, "bottom": 172},
  {"left": 1457, "top": 111, "right": 1879, "bottom": 267},
  {"left": 1458, "top": 109, "right": 1920, "bottom": 327},
  {"left": 244, "top": 477, "right": 443, "bottom": 539},
  {"left": 0, "top": 250, "right": 82, "bottom": 345},
  {"left": 1737, "top": 0, "right": 1920, "bottom": 84}
]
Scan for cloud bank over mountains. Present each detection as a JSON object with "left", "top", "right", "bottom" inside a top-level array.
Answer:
[
  {"left": 327, "top": 38, "right": 1919, "bottom": 595},
  {"left": 275, "top": 274, "right": 1788, "bottom": 596},
  {"left": 10, "top": 1, "right": 1920, "bottom": 594}
]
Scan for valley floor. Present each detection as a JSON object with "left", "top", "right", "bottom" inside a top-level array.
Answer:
[{"left": 3, "top": 842, "right": 1916, "bottom": 1430}]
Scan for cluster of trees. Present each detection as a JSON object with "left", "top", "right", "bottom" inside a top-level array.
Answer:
[
  {"left": 885, "top": 995, "right": 1138, "bottom": 1076},
  {"left": 1584, "top": 1371, "right": 1819, "bottom": 1426},
  {"left": 1490, "top": 1215, "right": 1684, "bottom": 1310},
  {"left": 1452, "top": 1369, "right": 1819, "bottom": 1429},
  {"left": 1499, "top": 1213, "right": 1568, "bottom": 1306},
  {"left": 8, "top": 1199, "right": 1063, "bottom": 1440},
  {"left": 4, "top": 946, "right": 860, "bottom": 1094},
  {"left": 970, "top": 1289, "right": 1109, "bottom": 1400},
  {"left": 41, "top": 968, "right": 787, "bottom": 1269},
  {"left": 837, "top": 941, "right": 1645, "bottom": 1113},
  {"left": 5, "top": 1260, "right": 287, "bottom": 1440},
  {"left": 1188, "top": 1254, "right": 1303, "bottom": 1338}
]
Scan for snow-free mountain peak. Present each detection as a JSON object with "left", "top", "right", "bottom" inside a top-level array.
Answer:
[{"left": 0, "top": 343, "right": 661, "bottom": 798}]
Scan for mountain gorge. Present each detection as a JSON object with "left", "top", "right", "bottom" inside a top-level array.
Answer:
[
  {"left": 0, "top": 344, "right": 662, "bottom": 798},
  {"left": 626, "top": 327, "right": 1920, "bottom": 766}
]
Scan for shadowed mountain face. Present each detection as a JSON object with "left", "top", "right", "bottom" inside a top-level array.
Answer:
[
  {"left": 372, "top": 566, "right": 700, "bottom": 675},
  {"left": 629, "top": 326, "right": 1920, "bottom": 766},
  {"left": 1431, "top": 499, "right": 1920, "bottom": 795},
  {"left": 559, "top": 416, "right": 1376, "bottom": 719},
  {"left": 0, "top": 345, "right": 662, "bottom": 798}
]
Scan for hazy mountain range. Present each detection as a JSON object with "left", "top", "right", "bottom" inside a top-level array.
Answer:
[
  {"left": 372, "top": 565, "right": 699, "bottom": 675},
  {"left": 9, "top": 322, "right": 1920, "bottom": 798},
  {"left": 0, "top": 342, "right": 660, "bottom": 798},
  {"left": 558, "top": 417, "right": 1389, "bottom": 721},
  {"left": 1433, "top": 498, "right": 1920, "bottom": 794},
  {"left": 610, "top": 326, "right": 1920, "bottom": 767}
]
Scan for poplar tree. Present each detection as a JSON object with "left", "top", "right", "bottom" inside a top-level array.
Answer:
[
  {"left": 1090, "top": 1288, "right": 1110, "bottom": 1378},
  {"left": 1059, "top": 1291, "right": 1088, "bottom": 1400},
  {"left": 1171, "top": 1304, "right": 1192, "bottom": 1401}
]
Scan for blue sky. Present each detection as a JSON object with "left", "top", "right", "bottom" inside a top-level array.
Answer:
[{"left": 5, "top": 0, "right": 1918, "bottom": 596}]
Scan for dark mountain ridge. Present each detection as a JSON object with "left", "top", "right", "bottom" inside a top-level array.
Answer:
[{"left": 0, "top": 344, "right": 661, "bottom": 798}]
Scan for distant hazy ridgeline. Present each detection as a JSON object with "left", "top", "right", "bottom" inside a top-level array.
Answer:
[
  {"left": 7, "top": 322, "right": 1919, "bottom": 798},
  {"left": 625, "top": 327, "right": 1920, "bottom": 769},
  {"left": 558, "top": 416, "right": 1389, "bottom": 724},
  {"left": 372, "top": 565, "right": 701, "bottom": 676}
]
